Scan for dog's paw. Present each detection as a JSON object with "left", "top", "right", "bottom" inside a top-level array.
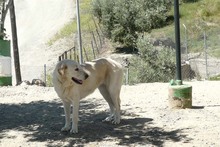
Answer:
[
  {"left": 112, "top": 119, "right": 120, "bottom": 124},
  {"left": 102, "top": 115, "right": 114, "bottom": 122},
  {"left": 112, "top": 115, "right": 121, "bottom": 124},
  {"left": 70, "top": 128, "right": 78, "bottom": 134},
  {"left": 61, "top": 126, "right": 71, "bottom": 132}
]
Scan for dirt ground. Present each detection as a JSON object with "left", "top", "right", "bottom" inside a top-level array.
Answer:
[
  {"left": 0, "top": 81, "right": 220, "bottom": 147},
  {"left": 2, "top": 1, "right": 219, "bottom": 146}
]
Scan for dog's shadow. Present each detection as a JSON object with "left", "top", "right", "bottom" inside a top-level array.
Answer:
[{"left": 0, "top": 99, "right": 191, "bottom": 146}]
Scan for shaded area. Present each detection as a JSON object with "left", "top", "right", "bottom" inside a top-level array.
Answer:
[
  {"left": 0, "top": 100, "right": 191, "bottom": 146},
  {"left": 191, "top": 106, "right": 205, "bottom": 109},
  {"left": 114, "top": 46, "right": 138, "bottom": 54}
]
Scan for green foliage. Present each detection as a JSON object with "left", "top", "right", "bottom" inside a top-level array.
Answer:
[
  {"left": 92, "top": 0, "right": 172, "bottom": 47},
  {"left": 46, "top": 73, "right": 53, "bottom": 87},
  {"left": 209, "top": 74, "right": 220, "bottom": 81},
  {"left": 129, "top": 35, "right": 176, "bottom": 84},
  {"left": 47, "top": 21, "right": 76, "bottom": 46},
  {"left": 197, "top": 0, "right": 220, "bottom": 20},
  {"left": 152, "top": 0, "right": 220, "bottom": 56},
  {"left": 181, "top": 0, "right": 198, "bottom": 3},
  {"left": 0, "top": 0, "right": 9, "bottom": 39},
  {"left": 48, "top": 0, "right": 96, "bottom": 46}
]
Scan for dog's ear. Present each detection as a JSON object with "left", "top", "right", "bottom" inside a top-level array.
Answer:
[{"left": 58, "top": 63, "right": 67, "bottom": 76}]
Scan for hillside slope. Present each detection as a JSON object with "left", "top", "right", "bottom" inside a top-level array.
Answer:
[{"left": 5, "top": 0, "right": 75, "bottom": 83}]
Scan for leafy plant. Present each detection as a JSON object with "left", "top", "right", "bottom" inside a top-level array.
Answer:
[
  {"left": 129, "top": 35, "right": 176, "bottom": 84},
  {"left": 92, "top": 0, "right": 172, "bottom": 47},
  {"left": 209, "top": 74, "right": 220, "bottom": 81},
  {"left": 46, "top": 73, "right": 53, "bottom": 87},
  {"left": 181, "top": 0, "right": 198, "bottom": 3},
  {"left": 0, "top": 0, "right": 10, "bottom": 39}
]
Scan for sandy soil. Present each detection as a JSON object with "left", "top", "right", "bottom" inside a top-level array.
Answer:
[
  {"left": 2, "top": 0, "right": 220, "bottom": 146},
  {"left": 0, "top": 81, "right": 220, "bottom": 147}
]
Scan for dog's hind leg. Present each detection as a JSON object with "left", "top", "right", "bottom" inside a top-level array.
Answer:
[
  {"left": 108, "top": 71, "right": 123, "bottom": 124},
  {"left": 98, "top": 85, "right": 115, "bottom": 122},
  {"left": 109, "top": 89, "right": 121, "bottom": 124},
  {"left": 61, "top": 100, "right": 71, "bottom": 132}
]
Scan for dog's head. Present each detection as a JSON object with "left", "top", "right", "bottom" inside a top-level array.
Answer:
[{"left": 56, "top": 60, "right": 89, "bottom": 85}]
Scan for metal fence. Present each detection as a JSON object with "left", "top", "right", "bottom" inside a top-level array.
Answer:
[
  {"left": 57, "top": 23, "right": 220, "bottom": 84},
  {"left": 58, "top": 18, "right": 106, "bottom": 63},
  {"left": 58, "top": 47, "right": 77, "bottom": 61},
  {"left": 181, "top": 27, "right": 220, "bottom": 80},
  {"left": 10, "top": 64, "right": 54, "bottom": 86}
]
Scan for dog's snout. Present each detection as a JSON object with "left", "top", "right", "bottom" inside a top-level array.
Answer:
[{"left": 85, "top": 73, "right": 89, "bottom": 79}]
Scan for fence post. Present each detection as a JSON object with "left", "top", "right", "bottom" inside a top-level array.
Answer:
[
  {"left": 44, "top": 64, "right": 47, "bottom": 86},
  {"left": 96, "top": 28, "right": 102, "bottom": 49},
  {"left": 96, "top": 18, "right": 105, "bottom": 44},
  {"left": 204, "top": 31, "right": 209, "bottom": 79},
  {"left": 91, "top": 31, "right": 99, "bottom": 54},
  {"left": 126, "top": 68, "right": 129, "bottom": 85},
  {"left": 91, "top": 41, "right": 96, "bottom": 59},
  {"left": 83, "top": 47, "right": 89, "bottom": 61},
  {"left": 64, "top": 51, "right": 67, "bottom": 59},
  {"left": 183, "top": 24, "right": 188, "bottom": 61},
  {"left": 76, "top": 55, "right": 79, "bottom": 63},
  {"left": 70, "top": 48, "right": 72, "bottom": 59},
  {"left": 92, "top": 17, "right": 102, "bottom": 47},
  {"left": 62, "top": 54, "right": 64, "bottom": 60},
  {"left": 74, "top": 47, "right": 76, "bottom": 61}
]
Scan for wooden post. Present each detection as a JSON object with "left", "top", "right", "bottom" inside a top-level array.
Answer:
[
  {"left": 44, "top": 64, "right": 46, "bottom": 86},
  {"left": 91, "top": 31, "right": 99, "bottom": 54},
  {"left": 69, "top": 48, "right": 72, "bottom": 59},
  {"left": 83, "top": 47, "right": 89, "bottom": 61},
  {"left": 62, "top": 53, "right": 64, "bottom": 60},
  {"left": 91, "top": 41, "right": 96, "bottom": 59},
  {"left": 64, "top": 51, "right": 67, "bottom": 59},
  {"left": 74, "top": 47, "right": 76, "bottom": 61},
  {"left": 10, "top": 0, "right": 22, "bottom": 85}
]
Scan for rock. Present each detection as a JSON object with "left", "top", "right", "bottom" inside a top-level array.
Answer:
[
  {"left": 31, "top": 79, "right": 46, "bottom": 87},
  {"left": 152, "top": 37, "right": 175, "bottom": 49},
  {"left": 19, "top": 80, "right": 31, "bottom": 86},
  {"left": 182, "top": 62, "right": 196, "bottom": 80}
]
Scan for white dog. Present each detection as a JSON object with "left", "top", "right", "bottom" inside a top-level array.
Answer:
[{"left": 53, "top": 58, "right": 123, "bottom": 133}]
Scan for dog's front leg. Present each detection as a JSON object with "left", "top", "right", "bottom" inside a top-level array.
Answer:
[
  {"left": 61, "top": 100, "right": 71, "bottom": 132},
  {"left": 70, "top": 98, "right": 80, "bottom": 134}
]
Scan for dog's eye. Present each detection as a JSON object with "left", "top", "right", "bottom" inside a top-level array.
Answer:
[{"left": 75, "top": 68, "right": 79, "bottom": 71}]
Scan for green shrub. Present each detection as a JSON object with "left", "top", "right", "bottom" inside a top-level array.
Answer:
[
  {"left": 181, "top": 0, "right": 198, "bottom": 3},
  {"left": 129, "top": 35, "right": 176, "bottom": 84},
  {"left": 209, "top": 74, "right": 220, "bottom": 81},
  {"left": 46, "top": 73, "right": 53, "bottom": 87},
  {"left": 197, "top": 0, "right": 220, "bottom": 19},
  {"left": 92, "top": 0, "right": 172, "bottom": 47}
]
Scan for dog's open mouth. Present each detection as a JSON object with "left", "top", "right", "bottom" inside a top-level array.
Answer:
[{"left": 72, "top": 77, "right": 83, "bottom": 85}]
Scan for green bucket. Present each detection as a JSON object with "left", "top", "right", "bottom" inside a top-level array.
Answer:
[
  {"left": 168, "top": 80, "right": 192, "bottom": 108},
  {"left": 0, "top": 40, "right": 12, "bottom": 86}
]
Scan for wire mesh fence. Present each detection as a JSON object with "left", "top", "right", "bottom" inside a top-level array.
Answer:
[
  {"left": 58, "top": 17, "right": 106, "bottom": 63},
  {"left": 11, "top": 64, "right": 54, "bottom": 87},
  {"left": 56, "top": 22, "right": 220, "bottom": 85},
  {"left": 122, "top": 27, "right": 220, "bottom": 84},
  {"left": 181, "top": 28, "right": 220, "bottom": 81}
]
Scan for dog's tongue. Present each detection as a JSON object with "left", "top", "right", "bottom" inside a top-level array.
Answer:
[{"left": 72, "top": 77, "right": 83, "bottom": 85}]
